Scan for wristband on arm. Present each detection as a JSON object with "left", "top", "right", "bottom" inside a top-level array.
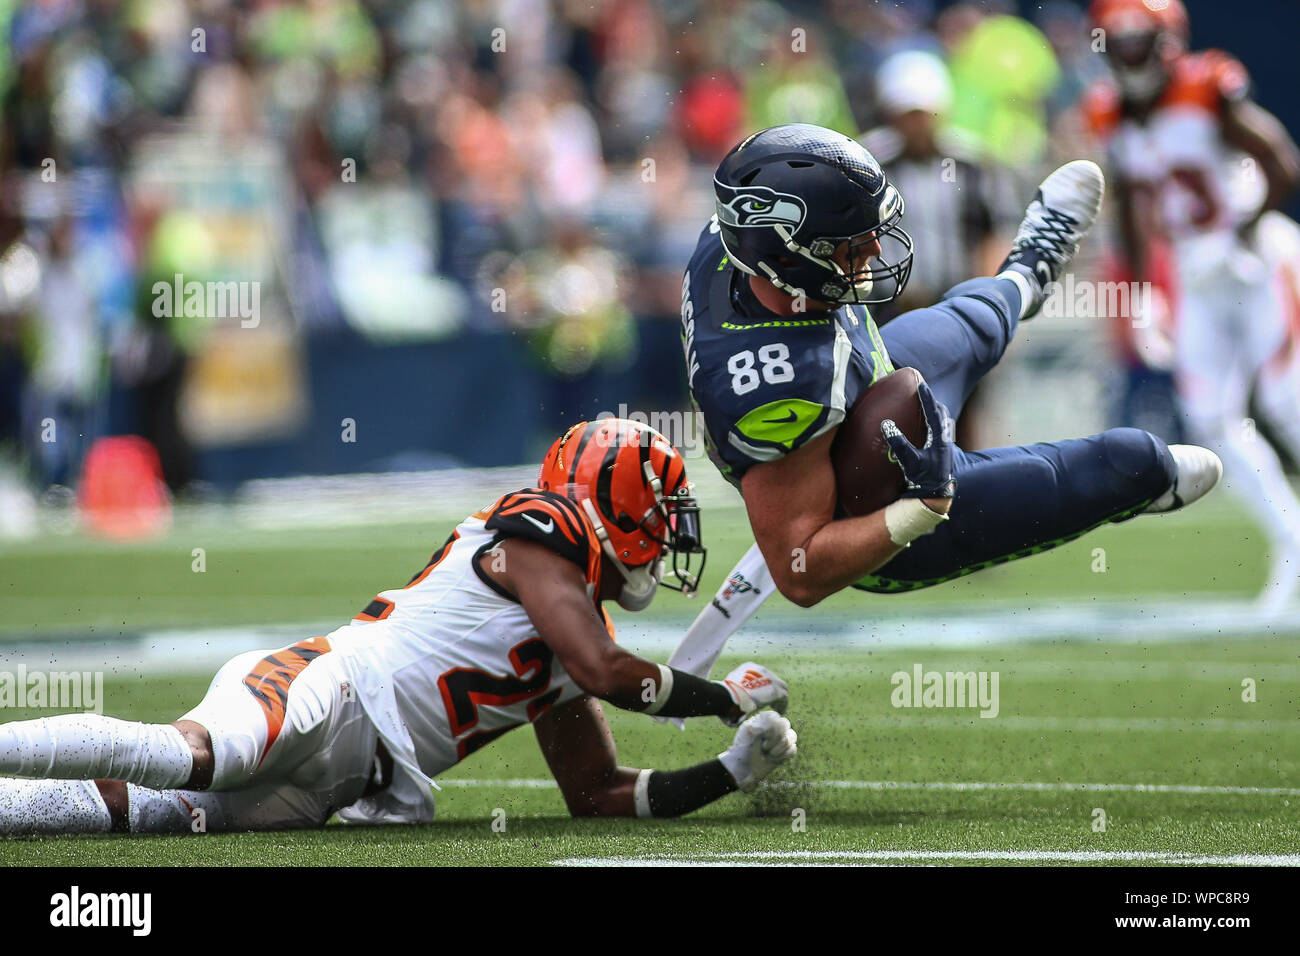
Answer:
[
  {"left": 883, "top": 497, "right": 948, "bottom": 546},
  {"left": 633, "top": 761, "right": 739, "bottom": 818},
  {"left": 641, "top": 663, "right": 738, "bottom": 720}
]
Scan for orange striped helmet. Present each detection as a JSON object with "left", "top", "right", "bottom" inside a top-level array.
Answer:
[
  {"left": 1090, "top": 0, "right": 1188, "bottom": 101},
  {"left": 539, "top": 419, "right": 706, "bottom": 605},
  {"left": 1089, "top": 0, "right": 1188, "bottom": 38}
]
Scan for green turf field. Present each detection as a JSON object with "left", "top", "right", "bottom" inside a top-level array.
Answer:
[
  {"left": 1, "top": 488, "right": 1297, "bottom": 866},
  {"left": 0, "top": 483, "right": 1271, "bottom": 638}
]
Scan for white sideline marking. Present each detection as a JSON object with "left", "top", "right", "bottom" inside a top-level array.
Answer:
[
  {"left": 552, "top": 850, "right": 1300, "bottom": 867},
  {"left": 848, "top": 715, "right": 1298, "bottom": 733},
  {"left": 438, "top": 778, "right": 1300, "bottom": 796}
]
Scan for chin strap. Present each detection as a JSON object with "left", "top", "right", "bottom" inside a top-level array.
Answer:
[
  {"left": 579, "top": 498, "right": 659, "bottom": 610},
  {"left": 580, "top": 498, "right": 629, "bottom": 580}
]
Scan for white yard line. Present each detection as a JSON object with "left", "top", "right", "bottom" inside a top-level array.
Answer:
[
  {"left": 438, "top": 778, "right": 1300, "bottom": 796},
  {"left": 552, "top": 850, "right": 1300, "bottom": 867}
]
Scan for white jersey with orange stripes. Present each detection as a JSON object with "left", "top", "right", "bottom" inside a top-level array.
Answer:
[
  {"left": 324, "top": 488, "right": 610, "bottom": 817},
  {"left": 1086, "top": 50, "right": 1253, "bottom": 255},
  {"left": 1086, "top": 52, "right": 1300, "bottom": 392},
  {"left": 1085, "top": 51, "right": 1300, "bottom": 583}
]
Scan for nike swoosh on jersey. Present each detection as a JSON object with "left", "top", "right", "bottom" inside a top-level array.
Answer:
[
  {"left": 521, "top": 513, "right": 554, "bottom": 534},
  {"left": 762, "top": 411, "right": 799, "bottom": 424}
]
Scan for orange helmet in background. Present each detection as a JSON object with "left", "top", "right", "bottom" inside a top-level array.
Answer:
[
  {"left": 1090, "top": 0, "right": 1189, "bottom": 38},
  {"left": 539, "top": 418, "right": 706, "bottom": 609},
  {"left": 1089, "top": 0, "right": 1189, "bottom": 103}
]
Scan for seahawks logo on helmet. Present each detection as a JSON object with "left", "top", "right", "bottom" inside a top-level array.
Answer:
[
  {"left": 715, "top": 181, "right": 807, "bottom": 230},
  {"left": 878, "top": 184, "right": 901, "bottom": 221}
]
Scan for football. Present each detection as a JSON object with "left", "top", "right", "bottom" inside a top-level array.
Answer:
[{"left": 831, "top": 366, "right": 928, "bottom": 517}]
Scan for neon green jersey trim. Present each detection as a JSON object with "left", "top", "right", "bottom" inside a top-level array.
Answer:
[
  {"left": 720, "top": 317, "right": 833, "bottom": 330},
  {"left": 734, "top": 398, "right": 825, "bottom": 448}
]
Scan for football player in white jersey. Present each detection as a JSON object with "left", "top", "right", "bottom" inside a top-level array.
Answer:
[
  {"left": 0, "top": 419, "right": 796, "bottom": 835},
  {"left": 1086, "top": 0, "right": 1300, "bottom": 610}
]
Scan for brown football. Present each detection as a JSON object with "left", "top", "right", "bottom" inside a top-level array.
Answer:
[{"left": 831, "top": 367, "right": 927, "bottom": 518}]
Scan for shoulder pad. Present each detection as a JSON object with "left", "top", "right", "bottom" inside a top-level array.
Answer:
[
  {"left": 1201, "top": 50, "right": 1250, "bottom": 103},
  {"left": 484, "top": 490, "right": 592, "bottom": 570},
  {"left": 1164, "top": 51, "right": 1250, "bottom": 112}
]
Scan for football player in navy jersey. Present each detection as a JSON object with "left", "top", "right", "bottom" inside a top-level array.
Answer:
[{"left": 672, "top": 124, "right": 1223, "bottom": 667}]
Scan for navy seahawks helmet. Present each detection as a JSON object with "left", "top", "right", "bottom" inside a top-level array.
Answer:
[{"left": 713, "top": 124, "right": 913, "bottom": 306}]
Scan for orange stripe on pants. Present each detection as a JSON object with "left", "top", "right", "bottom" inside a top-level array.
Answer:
[{"left": 241, "top": 636, "right": 332, "bottom": 763}]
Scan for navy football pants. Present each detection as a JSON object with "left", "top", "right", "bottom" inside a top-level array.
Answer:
[{"left": 858, "top": 276, "right": 1176, "bottom": 592}]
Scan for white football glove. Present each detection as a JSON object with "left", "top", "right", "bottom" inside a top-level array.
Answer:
[
  {"left": 718, "top": 661, "right": 789, "bottom": 726},
  {"left": 717, "top": 710, "right": 798, "bottom": 793}
]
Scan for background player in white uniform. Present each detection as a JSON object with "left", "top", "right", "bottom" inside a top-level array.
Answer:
[
  {"left": 0, "top": 419, "right": 796, "bottom": 834},
  {"left": 1087, "top": 0, "right": 1300, "bottom": 610}
]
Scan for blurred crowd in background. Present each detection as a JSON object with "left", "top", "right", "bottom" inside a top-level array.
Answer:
[{"left": 0, "top": 0, "right": 1284, "bottom": 510}]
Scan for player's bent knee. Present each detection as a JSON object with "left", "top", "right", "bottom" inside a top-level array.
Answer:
[
  {"left": 171, "top": 719, "right": 215, "bottom": 789},
  {"left": 1098, "top": 427, "right": 1175, "bottom": 500},
  {"left": 177, "top": 716, "right": 261, "bottom": 791}
]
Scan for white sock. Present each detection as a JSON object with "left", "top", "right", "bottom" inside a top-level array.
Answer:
[
  {"left": 668, "top": 542, "right": 775, "bottom": 677},
  {"left": 996, "top": 269, "right": 1037, "bottom": 321},
  {"left": 0, "top": 778, "right": 113, "bottom": 834},
  {"left": 0, "top": 715, "right": 193, "bottom": 790},
  {"left": 127, "top": 784, "right": 219, "bottom": 834}
]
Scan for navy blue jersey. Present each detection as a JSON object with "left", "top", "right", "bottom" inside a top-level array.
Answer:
[{"left": 681, "top": 218, "right": 895, "bottom": 486}]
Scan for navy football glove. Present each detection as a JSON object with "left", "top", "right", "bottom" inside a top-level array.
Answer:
[{"left": 881, "top": 381, "right": 956, "bottom": 499}]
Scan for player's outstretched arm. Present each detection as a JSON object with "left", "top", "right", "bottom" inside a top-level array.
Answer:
[
  {"left": 491, "top": 538, "right": 786, "bottom": 722},
  {"left": 534, "top": 695, "right": 797, "bottom": 817},
  {"left": 742, "top": 419, "right": 952, "bottom": 608}
]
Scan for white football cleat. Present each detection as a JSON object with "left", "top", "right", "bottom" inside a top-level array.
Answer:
[
  {"left": 1142, "top": 444, "right": 1223, "bottom": 514},
  {"left": 999, "top": 160, "right": 1106, "bottom": 317}
]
